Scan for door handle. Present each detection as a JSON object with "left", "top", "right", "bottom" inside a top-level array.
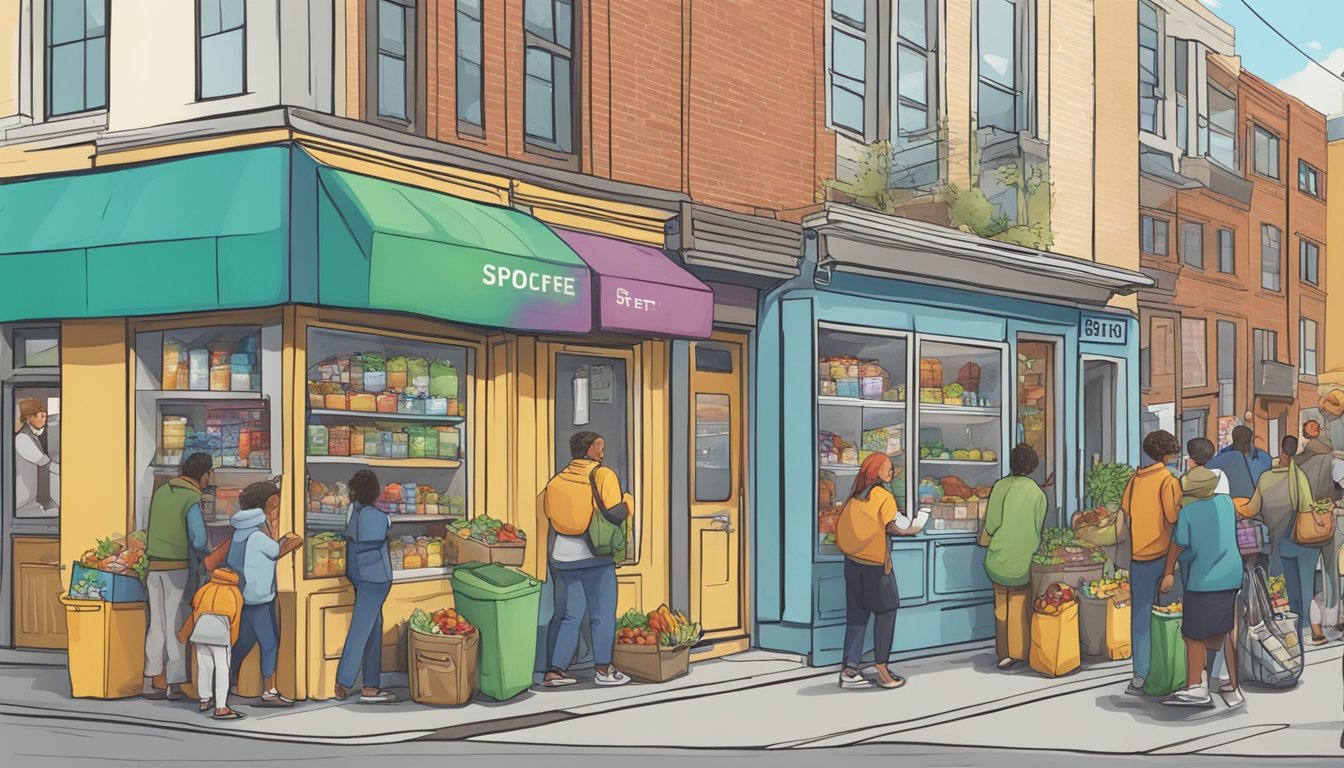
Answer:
[{"left": 691, "top": 513, "right": 730, "bottom": 522}]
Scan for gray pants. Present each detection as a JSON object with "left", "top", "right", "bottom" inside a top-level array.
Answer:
[{"left": 144, "top": 570, "right": 190, "bottom": 685}]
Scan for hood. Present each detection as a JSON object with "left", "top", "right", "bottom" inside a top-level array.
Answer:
[
  {"left": 1181, "top": 467, "right": 1220, "bottom": 501},
  {"left": 209, "top": 568, "right": 240, "bottom": 586},
  {"left": 230, "top": 507, "right": 267, "bottom": 531},
  {"left": 1301, "top": 437, "right": 1333, "bottom": 456}
]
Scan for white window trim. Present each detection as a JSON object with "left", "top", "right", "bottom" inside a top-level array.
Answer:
[
  {"left": 890, "top": 0, "right": 939, "bottom": 141},
  {"left": 972, "top": 0, "right": 1036, "bottom": 139},
  {"left": 1300, "top": 317, "right": 1318, "bottom": 376},
  {"left": 826, "top": 0, "right": 882, "bottom": 142}
]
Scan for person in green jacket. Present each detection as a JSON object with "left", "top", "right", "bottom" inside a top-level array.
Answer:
[{"left": 983, "top": 443, "right": 1048, "bottom": 670}]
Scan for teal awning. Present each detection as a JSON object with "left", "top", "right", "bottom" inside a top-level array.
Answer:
[
  {"left": 0, "top": 146, "right": 596, "bottom": 332},
  {"left": 0, "top": 147, "right": 289, "bottom": 322}
]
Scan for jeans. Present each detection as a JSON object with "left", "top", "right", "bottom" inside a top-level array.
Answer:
[
  {"left": 842, "top": 559, "right": 900, "bottom": 668},
  {"left": 144, "top": 569, "right": 190, "bottom": 685},
  {"left": 336, "top": 580, "right": 392, "bottom": 690},
  {"left": 195, "top": 643, "right": 231, "bottom": 707},
  {"left": 1279, "top": 540, "right": 1325, "bottom": 638},
  {"left": 1130, "top": 558, "right": 1166, "bottom": 680},
  {"left": 231, "top": 601, "right": 280, "bottom": 682},
  {"left": 550, "top": 563, "right": 617, "bottom": 670}
]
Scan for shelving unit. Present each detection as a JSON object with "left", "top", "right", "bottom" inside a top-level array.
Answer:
[
  {"left": 817, "top": 396, "right": 906, "bottom": 411},
  {"left": 148, "top": 391, "right": 266, "bottom": 401},
  {"left": 306, "top": 456, "right": 462, "bottom": 469},
  {"left": 309, "top": 409, "right": 465, "bottom": 424}
]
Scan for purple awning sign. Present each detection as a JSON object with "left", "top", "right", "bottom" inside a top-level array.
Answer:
[{"left": 552, "top": 227, "right": 715, "bottom": 339}]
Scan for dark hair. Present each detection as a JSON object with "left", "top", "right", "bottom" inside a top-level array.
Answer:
[
  {"left": 1231, "top": 425, "right": 1253, "bottom": 453},
  {"left": 1009, "top": 443, "right": 1039, "bottom": 476},
  {"left": 239, "top": 481, "right": 281, "bottom": 512},
  {"left": 1282, "top": 434, "right": 1299, "bottom": 458},
  {"left": 570, "top": 431, "right": 602, "bottom": 459},
  {"left": 1143, "top": 430, "right": 1181, "bottom": 463},
  {"left": 179, "top": 452, "right": 214, "bottom": 483},
  {"left": 1187, "top": 437, "right": 1216, "bottom": 466},
  {"left": 349, "top": 470, "right": 381, "bottom": 506}
]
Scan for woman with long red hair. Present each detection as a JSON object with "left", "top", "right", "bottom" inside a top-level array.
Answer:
[{"left": 834, "top": 452, "right": 917, "bottom": 689}]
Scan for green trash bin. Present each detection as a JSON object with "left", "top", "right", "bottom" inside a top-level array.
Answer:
[{"left": 450, "top": 563, "right": 542, "bottom": 701}]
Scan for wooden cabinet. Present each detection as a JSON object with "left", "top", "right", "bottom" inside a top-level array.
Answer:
[{"left": 13, "top": 537, "right": 66, "bottom": 649}]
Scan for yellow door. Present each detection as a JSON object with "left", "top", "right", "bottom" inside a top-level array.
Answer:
[
  {"left": 688, "top": 336, "right": 747, "bottom": 647},
  {"left": 13, "top": 537, "right": 66, "bottom": 649}
]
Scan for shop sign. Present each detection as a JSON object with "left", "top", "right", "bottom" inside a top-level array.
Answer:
[
  {"left": 598, "top": 279, "right": 714, "bottom": 338},
  {"left": 1080, "top": 314, "right": 1127, "bottom": 345}
]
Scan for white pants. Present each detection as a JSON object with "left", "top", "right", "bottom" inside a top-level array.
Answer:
[
  {"left": 195, "top": 643, "right": 231, "bottom": 707},
  {"left": 144, "top": 570, "right": 190, "bottom": 684}
]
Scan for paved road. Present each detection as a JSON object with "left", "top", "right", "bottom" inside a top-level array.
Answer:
[{"left": 3, "top": 710, "right": 1341, "bottom": 768}]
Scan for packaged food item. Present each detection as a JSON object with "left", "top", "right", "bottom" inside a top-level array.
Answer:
[
  {"left": 189, "top": 349, "right": 210, "bottom": 390},
  {"left": 392, "top": 432, "right": 410, "bottom": 460},
  {"left": 426, "top": 396, "right": 449, "bottom": 416},
  {"left": 437, "top": 427, "right": 460, "bottom": 458},
  {"left": 362, "top": 354, "right": 386, "bottom": 393},
  {"left": 408, "top": 357, "right": 430, "bottom": 394},
  {"left": 349, "top": 354, "right": 364, "bottom": 392},
  {"left": 350, "top": 428, "right": 365, "bottom": 456},
  {"left": 387, "top": 356, "right": 408, "bottom": 392},
  {"left": 324, "top": 392, "right": 348, "bottom": 410},
  {"left": 306, "top": 424, "right": 329, "bottom": 456},
  {"left": 365, "top": 428, "right": 381, "bottom": 456},
  {"left": 447, "top": 397, "right": 460, "bottom": 417},
  {"left": 376, "top": 392, "right": 398, "bottom": 414},
  {"left": 408, "top": 427, "right": 427, "bottom": 459},
  {"left": 349, "top": 393, "right": 376, "bottom": 412},
  {"left": 430, "top": 360, "right": 459, "bottom": 400},
  {"left": 162, "top": 341, "right": 185, "bottom": 391},
  {"left": 210, "top": 364, "right": 231, "bottom": 391},
  {"left": 399, "top": 394, "right": 426, "bottom": 415},
  {"left": 328, "top": 426, "right": 351, "bottom": 457}
]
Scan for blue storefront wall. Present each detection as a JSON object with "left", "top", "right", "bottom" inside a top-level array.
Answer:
[{"left": 753, "top": 272, "right": 1139, "bottom": 665}]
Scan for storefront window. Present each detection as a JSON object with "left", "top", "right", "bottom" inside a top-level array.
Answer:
[
  {"left": 817, "top": 326, "right": 909, "bottom": 555},
  {"left": 1016, "top": 338, "right": 1058, "bottom": 517},
  {"left": 695, "top": 394, "right": 732, "bottom": 503},
  {"left": 303, "top": 327, "right": 471, "bottom": 580},
  {"left": 916, "top": 339, "right": 1004, "bottom": 536},
  {"left": 553, "top": 352, "right": 633, "bottom": 561},
  {"left": 134, "top": 324, "right": 275, "bottom": 546},
  {"left": 11, "top": 386, "right": 60, "bottom": 518},
  {"left": 13, "top": 327, "right": 59, "bottom": 368}
]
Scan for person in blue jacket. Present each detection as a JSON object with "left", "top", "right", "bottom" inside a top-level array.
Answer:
[
  {"left": 334, "top": 470, "right": 396, "bottom": 703},
  {"left": 1206, "top": 425, "right": 1272, "bottom": 500}
]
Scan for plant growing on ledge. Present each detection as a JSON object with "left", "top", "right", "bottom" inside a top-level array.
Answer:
[
  {"left": 819, "top": 141, "right": 917, "bottom": 212},
  {"left": 937, "top": 162, "right": 1055, "bottom": 250}
]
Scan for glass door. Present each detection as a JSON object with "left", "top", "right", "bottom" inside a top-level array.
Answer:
[{"left": 1016, "top": 336, "right": 1062, "bottom": 522}]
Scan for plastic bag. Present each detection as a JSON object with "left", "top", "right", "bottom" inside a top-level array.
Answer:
[
  {"left": 1238, "top": 565, "right": 1303, "bottom": 688},
  {"left": 1143, "top": 610, "right": 1187, "bottom": 696}
]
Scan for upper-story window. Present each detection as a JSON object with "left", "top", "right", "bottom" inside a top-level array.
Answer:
[
  {"left": 1206, "top": 83, "right": 1237, "bottom": 170},
  {"left": 976, "top": 0, "right": 1033, "bottom": 135},
  {"left": 1174, "top": 40, "right": 1188, "bottom": 152},
  {"left": 1138, "top": 1, "right": 1161, "bottom": 135},
  {"left": 523, "top": 0, "right": 577, "bottom": 155},
  {"left": 1298, "top": 160, "right": 1322, "bottom": 199},
  {"left": 368, "top": 0, "right": 419, "bottom": 131},
  {"left": 1141, "top": 215, "right": 1169, "bottom": 257},
  {"left": 1180, "top": 221, "right": 1203, "bottom": 270},
  {"left": 1300, "top": 239, "right": 1320, "bottom": 287},
  {"left": 456, "top": 0, "right": 484, "bottom": 133},
  {"left": 1216, "top": 228, "right": 1234, "bottom": 274},
  {"left": 46, "top": 0, "right": 108, "bottom": 117},
  {"left": 1261, "top": 223, "right": 1281, "bottom": 291},
  {"left": 197, "top": 0, "right": 246, "bottom": 100},
  {"left": 826, "top": 0, "right": 940, "bottom": 144},
  {"left": 1251, "top": 125, "right": 1280, "bottom": 180}
]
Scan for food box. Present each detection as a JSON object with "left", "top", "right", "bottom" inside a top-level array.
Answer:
[
  {"left": 611, "top": 642, "right": 691, "bottom": 684},
  {"left": 957, "top": 362, "right": 981, "bottom": 394},
  {"left": 324, "top": 392, "right": 348, "bottom": 411},
  {"left": 376, "top": 393, "right": 398, "bottom": 413},
  {"left": 426, "top": 397, "right": 449, "bottom": 416},
  {"left": 919, "top": 358, "right": 943, "bottom": 389},
  {"left": 399, "top": 395, "right": 426, "bottom": 415},
  {"left": 327, "top": 426, "right": 351, "bottom": 457},
  {"left": 68, "top": 564, "right": 149, "bottom": 603},
  {"left": 209, "top": 364, "right": 231, "bottom": 391},
  {"left": 364, "top": 370, "right": 387, "bottom": 393},
  {"left": 835, "top": 378, "right": 860, "bottom": 398},
  {"left": 409, "top": 627, "right": 479, "bottom": 706},
  {"left": 349, "top": 393, "right": 377, "bottom": 413},
  {"left": 437, "top": 427, "right": 460, "bottom": 458},
  {"left": 819, "top": 380, "right": 838, "bottom": 397},
  {"left": 306, "top": 424, "right": 329, "bottom": 456},
  {"left": 443, "top": 536, "right": 526, "bottom": 567},
  {"left": 860, "top": 376, "right": 886, "bottom": 399},
  {"left": 919, "top": 387, "right": 943, "bottom": 403}
]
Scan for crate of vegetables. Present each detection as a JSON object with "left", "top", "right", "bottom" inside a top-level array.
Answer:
[
  {"left": 69, "top": 532, "right": 150, "bottom": 603},
  {"left": 445, "top": 516, "right": 526, "bottom": 566},
  {"left": 612, "top": 605, "right": 702, "bottom": 683},
  {"left": 407, "top": 607, "right": 479, "bottom": 706}
]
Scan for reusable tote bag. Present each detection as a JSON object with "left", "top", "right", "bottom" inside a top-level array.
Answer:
[
  {"left": 1143, "top": 606, "right": 1187, "bottom": 696},
  {"left": 1238, "top": 565, "right": 1303, "bottom": 688},
  {"left": 587, "top": 465, "right": 630, "bottom": 559}
]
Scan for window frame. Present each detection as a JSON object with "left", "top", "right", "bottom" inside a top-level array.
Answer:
[
  {"left": 1138, "top": 0, "right": 1162, "bottom": 136},
  {"left": 195, "top": 0, "right": 247, "bottom": 102},
  {"left": 1205, "top": 81, "right": 1237, "bottom": 171},
  {"left": 1300, "top": 237, "right": 1320, "bottom": 287},
  {"left": 1216, "top": 319, "right": 1235, "bottom": 417},
  {"left": 1141, "top": 214, "right": 1170, "bottom": 257},
  {"left": 366, "top": 0, "right": 421, "bottom": 133},
  {"left": 1254, "top": 328, "right": 1279, "bottom": 363},
  {"left": 1300, "top": 317, "right": 1319, "bottom": 377},
  {"left": 1180, "top": 220, "right": 1204, "bottom": 270},
  {"left": 1298, "top": 159, "right": 1323, "bottom": 199},
  {"left": 975, "top": 0, "right": 1035, "bottom": 137},
  {"left": 1181, "top": 317, "right": 1208, "bottom": 390},
  {"left": 1251, "top": 124, "right": 1280, "bottom": 181},
  {"left": 454, "top": 0, "right": 485, "bottom": 136},
  {"left": 523, "top": 0, "right": 581, "bottom": 159},
  {"left": 1260, "top": 223, "right": 1282, "bottom": 292},
  {"left": 892, "top": 0, "right": 939, "bottom": 140},
  {"left": 1174, "top": 39, "right": 1188, "bottom": 153},
  {"left": 1216, "top": 227, "right": 1234, "bottom": 274},
  {"left": 44, "top": 0, "right": 109, "bottom": 119}
]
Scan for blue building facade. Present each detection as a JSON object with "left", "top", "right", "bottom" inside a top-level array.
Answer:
[{"left": 751, "top": 205, "right": 1150, "bottom": 665}]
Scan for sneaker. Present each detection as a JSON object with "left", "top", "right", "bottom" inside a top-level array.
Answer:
[
  {"left": 839, "top": 668, "right": 872, "bottom": 689},
  {"left": 594, "top": 667, "right": 631, "bottom": 687},
  {"left": 252, "top": 692, "right": 294, "bottom": 708},
  {"left": 1219, "top": 687, "right": 1246, "bottom": 710},
  {"left": 1125, "top": 676, "right": 1146, "bottom": 696},
  {"left": 996, "top": 658, "right": 1018, "bottom": 670},
  {"left": 141, "top": 688, "right": 168, "bottom": 701},
  {"left": 357, "top": 690, "right": 396, "bottom": 704},
  {"left": 1163, "top": 685, "right": 1214, "bottom": 708}
]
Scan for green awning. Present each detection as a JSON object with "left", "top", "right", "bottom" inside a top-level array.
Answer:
[
  {"left": 315, "top": 167, "right": 593, "bottom": 333},
  {"left": 0, "top": 147, "right": 289, "bottom": 322}
]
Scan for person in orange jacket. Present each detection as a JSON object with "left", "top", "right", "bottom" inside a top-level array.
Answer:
[{"left": 178, "top": 567, "right": 245, "bottom": 720}]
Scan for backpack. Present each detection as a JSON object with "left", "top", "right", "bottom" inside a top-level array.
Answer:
[{"left": 587, "top": 465, "right": 629, "bottom": 559}]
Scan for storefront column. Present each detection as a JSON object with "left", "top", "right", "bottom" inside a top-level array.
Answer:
[{"left": 58, "top": 319, "right": 129, "bottom": 591}]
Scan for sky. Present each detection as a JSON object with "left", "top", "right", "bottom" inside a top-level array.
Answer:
[{"left": 1200, "top": 0, "right": 1344, "bottom": 117}]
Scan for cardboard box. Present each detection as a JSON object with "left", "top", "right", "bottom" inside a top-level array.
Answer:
[
  {"left": 443, "top": 536, "right": 526, "bottom": 567},
  {"left": 611, "top": 643, "right": 691, "bottom": 683}
]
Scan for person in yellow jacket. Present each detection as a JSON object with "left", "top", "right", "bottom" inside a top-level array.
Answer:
[
  {"left": 177, "top": 568, "right": 245, "bottom": 720},
  {"left": 538, "top": 431, "right": 633, "bottom": 688}
]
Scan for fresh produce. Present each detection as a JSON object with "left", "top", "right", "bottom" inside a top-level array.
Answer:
[
  {"left": 1033, "top": 582, "right": 1077, "bottom": 616},
  {"left": 79, "top": 531, "right": 149, "bottom": 580},
  {"left": 361, "top": 353, "right": 385, "bottom": 373},
  {"left": 618, "top": 626, "right": 660, "bottom": 645},
  {"left": 617, "top": 609, "right": 648, "bottom": 631},
  {"left": 1073, "top": 507, "right": 1117, "bottom": 528},
  {"left": 409, "top": 607, "right": 475, "bottom": 637},
  {"left": 1085, "top": 461, "right": 1135, "bottom": 510},
  {"left": 1153, "top": 602, "right": 1183, "bottom": 616},
  {"left": 69, "top": 574, "right": 108, "bottom": 600},
  {"left": 1082, "top": 571, "right": 1130, "bottom": 600},
  {"left": 942, "top": 383, "right": 964, "bottom": 399},
  {"left": 449, "top": 515, "right": 525, "bottom": 544},
  {"left": 1031, "top": 527, "right": 1105, "bottom": 566},
  {"left": 614, "top": 605, "right": 702, "bottom": 648}
]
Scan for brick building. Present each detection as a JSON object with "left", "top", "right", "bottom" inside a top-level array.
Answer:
[{"left": 1138, "top": 25, "right": 1328, "bottom": 455}]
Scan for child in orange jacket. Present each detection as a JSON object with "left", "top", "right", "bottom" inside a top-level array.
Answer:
[{"left": 178, "top": 568, "right": 244, "bottom": 719}]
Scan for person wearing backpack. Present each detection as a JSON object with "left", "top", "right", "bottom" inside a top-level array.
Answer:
[
  {"left": 177, "top": 567, "right": 244, "bottom": 720},
  {"left": 539, "top": 431, "right": 633, "bottom": 688},
  {"left": 226, "top": 481, "right": 302, "bottom": 707},
  {"left": 1207, "top": 426, "right": 1272, "bottom": 500},
  {"left": 1290, "top": 427, "right": 1343, "bottom": 644}
]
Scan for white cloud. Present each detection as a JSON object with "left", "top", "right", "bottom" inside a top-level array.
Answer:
[
  {"left": 1274, "top": 48, "right": 1344, "bottom": 118},
  {"left": 1307, "top": 40, "right": 1324, "bottom": 52},
  {"left": 1201, "top": 0, "right": 1222, "bottom": 8}
]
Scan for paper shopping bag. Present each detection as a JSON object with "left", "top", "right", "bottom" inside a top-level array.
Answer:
[
  {"left": 1029, "top": 601, "right": 1081, "bottom": 678},
  {"left": 1106, "top": 597, "right": 1132, "bottom": 660}
]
